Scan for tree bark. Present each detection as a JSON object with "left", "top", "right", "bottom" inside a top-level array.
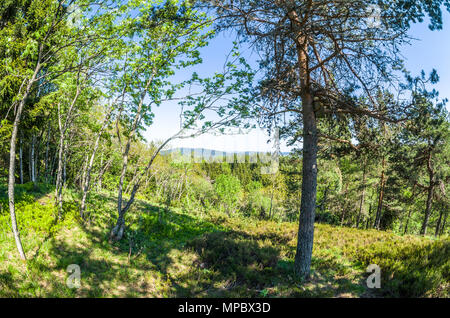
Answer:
[
  {"left": 287, "top": 12, "right": 318, "bottom": 279},
  {"left": 63, "top": 143, "right": 67, "bottom": 186},
  {"left": 33, "top": 128, "right": 44, "bottom": 183},
  {"left": 294, "top": 90, "right": 317, "bottom": 280},
  {"left": 31, "top": 134, "right": 36, "bottom": 184},
  {"left": 19, "top": 136, "right": 24, "bottom": 184},
  {"left": 7, "top": 63, "right": 40, "bottom": 260},
  {"left": 28, "top": 138, "right": 32, "bottom": 183},
  {"left": 9, "top": 97, "right": 28, "bottom": 260}
]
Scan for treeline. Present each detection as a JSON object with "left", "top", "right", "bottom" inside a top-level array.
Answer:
[
  {"left": 2, "top": 126, "right": 449, "bottom": 238},
  {"left": 1, "top": 0, "right": 449, "bottom": 280}
]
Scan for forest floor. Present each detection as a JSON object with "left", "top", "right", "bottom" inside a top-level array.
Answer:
[{"left": 0, "top": 183, "right": 448, "bottom": 298}]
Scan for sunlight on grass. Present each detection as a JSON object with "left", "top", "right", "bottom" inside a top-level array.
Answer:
[{"left": 0, "top": 184, "right": 448, "bottom": 298}]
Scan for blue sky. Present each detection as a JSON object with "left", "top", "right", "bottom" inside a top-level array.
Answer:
[{"left": 144, "top": 10, "right": 450, "bottom": 153}]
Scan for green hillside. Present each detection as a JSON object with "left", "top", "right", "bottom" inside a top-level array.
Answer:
[{"left": 1, "top": 183, "right": 448, "bottom": 298}]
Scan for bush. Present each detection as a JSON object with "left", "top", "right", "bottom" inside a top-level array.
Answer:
[
  {"left": 315, "top": 211, "right": 339, "bottom": 225},
  {"left": 354, "top": 237, "right": 450, "bottom": 297},
  {"left": 0, "top": 183, "right": 75, "bottom": 237},
  {"left": 243, "top": 188, "right": 271, "bottom": 218},
  {"left": 184, "top": 176, "right": 215, "bottom": 211},
  {"left": 214, "top": 174, "right": 241, "bottom": 214}
]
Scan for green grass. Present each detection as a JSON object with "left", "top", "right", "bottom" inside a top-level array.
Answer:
[{"left": 0, "top": 184, "right": 448, "bottom": 297}]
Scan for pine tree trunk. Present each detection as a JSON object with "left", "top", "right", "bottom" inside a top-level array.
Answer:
[
  {"left": 421, "top": 152, "right": 435, "bottom": 236},
  {"left": 356, "top": 157, "right": 367, "bottom": 228},
  {"left": 294, "top": 90, "right": 317, "bottom": 279},
  {"left": 291, "top": 27, "right": 318, "bottom": 279},
  {"left": 366, "top": 202, "right": 373, "bottom": 229},
  {"left": 403, "top": 209, "right": 412, "bottom": 235},
  {"left": 435, "top": 208, "right": 444, "bottom": 237},
  {"left": 440, "top": 211, "right": 448, "bottom": 236},
  {"left": 374, "top": 156, "right": 386, "bottom": 229},
  {"left": 420, "top": 184, "right": 434, "bottom": 235}
]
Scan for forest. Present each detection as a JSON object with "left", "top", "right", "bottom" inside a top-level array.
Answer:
[{"left": 0, "top": 0, "right": 449, "bottom": 299}]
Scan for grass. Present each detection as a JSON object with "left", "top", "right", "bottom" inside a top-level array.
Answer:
[{"left": 0, "top": 183, "right": 448, "bottom": 298}]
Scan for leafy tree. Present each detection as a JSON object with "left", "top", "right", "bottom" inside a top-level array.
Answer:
[
  {"left": 1, "top": 0, "right": 106, "bottom": 260},
  {"left": 108, "top": 0, "right": 216, "bottom": 241}
]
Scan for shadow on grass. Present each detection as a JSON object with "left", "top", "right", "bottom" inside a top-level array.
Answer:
[
  {"left": 178, "top": 229, "right": 367, "bottom": 297},
  {"left": 0, "top": 272, "right": 17, "bottom": 297},
  {"left": 0, "top": 191, "right": 369, "bottom": 298},
  {"left": 14, "top": 199, "right": 224, "bottom": 297},
  {"left": 0, "top": 182, "right": 54, "bottom": 207}
]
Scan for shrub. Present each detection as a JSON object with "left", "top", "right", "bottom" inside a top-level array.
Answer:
[
  {"left": 354, "top": 237, "right": 450, "bottom": 297},
  {"left": 184, "top": 176, "right": 215, "bottom": 211},
  {"left": 315, "top": 211, "right": 339, "bottom": 225},
  {"left": 214, "top": 174, "right": 241, "bottom": 214},
  {"left": 243, "top": 188, "right": 271, "bottom": 218}
]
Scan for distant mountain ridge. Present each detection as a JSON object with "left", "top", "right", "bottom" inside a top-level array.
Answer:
[{"left": 161, "top": 147, "right": 290, "bottom": 158}]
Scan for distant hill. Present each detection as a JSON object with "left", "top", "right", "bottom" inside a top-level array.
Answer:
[{"left": 161, "top": 147, "right": 290, "bottom": 159}]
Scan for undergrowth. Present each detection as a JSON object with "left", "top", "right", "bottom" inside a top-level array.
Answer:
[{"left": 0, "top": 183, "right": 448, "bottom": 298}]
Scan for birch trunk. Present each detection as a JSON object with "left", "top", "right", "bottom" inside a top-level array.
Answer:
[
  {"left": 19, "top": 136, "right": 24, "bottom": 184},
  {"left": 80, "top": 107, "right": 113, "bottom": 219},
  {"left": 8, "top": 63, "right": 40, "bottom": 260},
  {"left": 31, "top": 134, "right": 36, "bottom": 184}
]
